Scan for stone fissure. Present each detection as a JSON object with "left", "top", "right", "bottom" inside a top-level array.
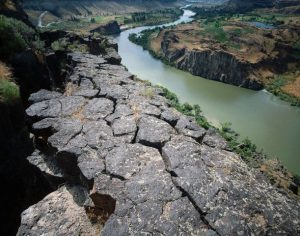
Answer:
[{"left": 172, "top": 180, "right": 221, "bottom": 236}]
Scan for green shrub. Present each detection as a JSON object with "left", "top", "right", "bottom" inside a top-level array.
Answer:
[
  {"left": 0, "top": 15, "right": 39, "bottom": 59},
  {"left": 0, "top": 80, "right": 20, "bottom": 103},
  {"left": 51, "top": 39, "right": 68, "bottom": 51},
  {"left": 32, "top": 36, "right": 45, "bottom": 52},
  {"left": 204, "top": 21, "right": 228, "bottom": 43}
]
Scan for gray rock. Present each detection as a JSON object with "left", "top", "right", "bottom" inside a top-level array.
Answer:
[
  {"left": 26, "top": 99, "right": 61, "bottom": 119},
  {"left": 17, "top": 185, "right": 100, "bottom": 236},
  {"left": 48, "top": 119, "right": 82, "bottom": 150},
  {"left": 32, "top": 118, "right": 58, "bottom": 134},
  {"left": 78, "top": 148, "right": 105, "bottom": 183},
  {"left": 79, "top": 78, "right": 95, "bottom": 90},
  {"left": 73, "top": 89, "right": 99, "bottom": 98},
  {"left": 161, "top": 107, "right": 181, "bottom": 126},
  {"left": 203, "top": 128, "right": 228, "bottom": 150},
  {"left": 102, "top": 84, "right": 129, "bottom": 100},
  {"left": 84, "top": 98, "right": 114, "bottom": 120},
  {"left": 112, "top": 116, "right": 137, "bottom": 136},
  {"left": 27, "top": 150, "right": 63, "bottom": 179},
  {"left": 105, "top": 103, "right": 133, "bottom": 123},
  {"left": 28, "top": 89, "right": 62, "bottom": 103},
  {"left": 163, "top": 137, "right": 300, "bottom": 235},
  {"left": 104, "top": 47, "right": 122, "bottom": 65},
  {"left": 136, "top": 115, "right": 176, "bottom": 148},
  {"left": 60, "top": 96, "right": 86, "bottom": 117},
  {"left": 105, "top": 143, "right": 164, "bottom": 180},
  {"left": 83, "top": 120, "right": 113, "bottom": 149},
  {"left": 21, "top": 50, "right": 300, "bottom": 236},
  {"left": 175, "top": 116, "right": 206, "bottom": 141}
]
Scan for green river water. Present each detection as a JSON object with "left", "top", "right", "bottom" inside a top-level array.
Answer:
[{"left": 114, "top": 9, "right": 300, "bottom": 175}]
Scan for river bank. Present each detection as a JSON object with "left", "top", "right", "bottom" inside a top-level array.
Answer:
[
  {"left": 116, "top": 9, "right": 300, "bottom": 175},
  {"left": 129, "top": 10, "right": 300, "bottom": 106}
]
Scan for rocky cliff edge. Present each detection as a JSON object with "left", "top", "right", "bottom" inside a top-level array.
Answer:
[{"left": 17, "top": 46, "right": 300, "bottom": 235}]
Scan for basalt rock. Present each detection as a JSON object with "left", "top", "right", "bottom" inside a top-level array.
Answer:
[
  {"left": 18, "top": 51, "right": 300, "bottom": 235},
  {"left": 90, "top": 21, "right": 121, "bottom": 35},
  {"left": 161, "top": 39, "right": 264, "bottom": 90}
]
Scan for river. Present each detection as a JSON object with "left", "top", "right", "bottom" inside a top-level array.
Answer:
[{"left": 114, "top": 9, "right": 300, "bottom": 175}]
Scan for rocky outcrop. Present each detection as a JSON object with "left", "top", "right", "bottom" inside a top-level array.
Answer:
[
  {"left": 161, "top": 36, "right": 263, "bottom": 90},
  {"left": 90, "top": 21, "right": 121, "bottom": 35},
  {"left": 178, "top": 49, "right": 262, "bottom": 90},
  {"left": 17, "top": 47, "right": 300, "bottom": 235}
]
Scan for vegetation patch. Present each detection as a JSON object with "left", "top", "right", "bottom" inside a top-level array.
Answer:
[
  {"left": 266, "top": 75, "right": 300, "bottom": 107},
  {"left": 0, "top": 15, "right": 45, "bottom": 59},
  {"left": 0, "top": 62, "right": 20, "bottom": 103},
  {"left": 42, "top": 8, "right": 182, "bottom": 33}
]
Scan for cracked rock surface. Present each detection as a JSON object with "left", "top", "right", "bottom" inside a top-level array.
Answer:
[{"left": 18, "top": 50, "right": 300, "bottom": 235}]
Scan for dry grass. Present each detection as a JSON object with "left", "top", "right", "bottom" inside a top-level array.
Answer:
[
  {"left": 71, "top": 105, "right": 86, "bottom": 122},
  {"left": 140, "top": 87, "right": 155, "bottom": 98},
  {"left": 131, "top": 103, "right": 141, "bottom": 122},
  {"left": 0, "top": 62, "right": 13, "bottom": 81},
  {"left": 0, "top": 61, "right": 20, "bottom": 103},
  {"left": 64, "top": 82, "right": 79, "bottom": 96},
  {"left": 282, "top": 75, "right": 300, "bottom": 98}
]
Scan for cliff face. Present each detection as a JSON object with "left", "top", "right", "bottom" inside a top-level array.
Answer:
[
  {"left": 17, "top": 44, "right": 300, "bottom": 235},
  {"left": 90, "top": 21, "right": 121, "bottom": 35},
  {"left": 160, "top": 33, "right": 263, "bottom": 90},
  {"left": 174, "top": 48, "right": 262, "bottom": 90}
]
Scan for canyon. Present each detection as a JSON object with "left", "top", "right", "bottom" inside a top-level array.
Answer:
[
  {"left": 0, "top": 1, "right": 300, "bottom": 235},
  {"left": 17, "top": 41, "right": 300, "bottom": 236},
  {"left": 134, "top": 9, "right": 300, "bottom": 104}
]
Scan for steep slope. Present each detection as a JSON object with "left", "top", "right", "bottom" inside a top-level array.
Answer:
[
  {"left": 22, "top": 0, "right": 181, "bottom": 25},
  {"left": 0, "top": 0, "right": 33, "bottom": 26},
  {"left": 17, "top": 46, "right": 300, "bottom": 235}
]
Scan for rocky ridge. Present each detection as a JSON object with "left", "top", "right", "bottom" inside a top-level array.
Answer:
[{"left": 17, "top": 46, "right": 300, "bottom": 235}]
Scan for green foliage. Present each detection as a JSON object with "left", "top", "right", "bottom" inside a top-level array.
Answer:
[
  {"left": 0, "top": 15, "right": 45, "bottom": 58},
  {"left": 266, "top": 75, "right": 287, "bottom": 95},
  {"left": 204, "top": 21, "right": 228, "bottom": 43},
  {"left": 264, "top": 75, "right": 300, "bottom": 106},
  {"left": 157, "top": 85, "right": 269, "bottom": 166},
  {"left": 159, "top": 86, "right": 179, "bottom": 107},
  {"left": 193, "top": 104, "right": 210, "bottom": 129},
  {"left": 129, "top": 28, "right": 159, "bottom": 49},
  {"left": 220, "top": 122, "right": 261, "bottom": 163},
  {"left": 32, "top": 36, "right": 45, "bottom": 52},
  {"left": 51, "top": 38, "right": 68, "bottom": 51},
  {"left": 0, "top": 15, "right": 27, "bottom": 59},
  {"left": 158, "top": 86, "right": 211, "bottom": 130},
  {"left": 0, "top": 80, "right": 20, "bottom": 103}
]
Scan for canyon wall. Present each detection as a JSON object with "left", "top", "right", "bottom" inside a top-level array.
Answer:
[
  {"left": 17, "top": 43, "right": 300, "bottom": 235},
  {"left": 160, "top": 36, "right": 263, "bottom": 90}
]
